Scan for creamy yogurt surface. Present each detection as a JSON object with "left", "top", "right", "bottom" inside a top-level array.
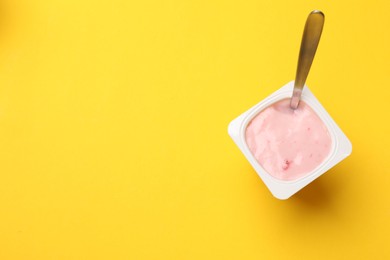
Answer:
[{"left": 245, "top": 98, "right": 332, "bottom": 181}]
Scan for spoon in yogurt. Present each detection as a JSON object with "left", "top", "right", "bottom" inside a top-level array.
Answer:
[{"left": 290, "top": 10, "right": 325, "bottom": 109}]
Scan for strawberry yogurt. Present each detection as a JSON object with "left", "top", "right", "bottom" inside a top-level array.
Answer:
[{"left": 245, "top": 98, "right": 332, "bottom": 181}]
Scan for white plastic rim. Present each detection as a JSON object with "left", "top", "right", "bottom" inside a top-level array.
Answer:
[{"left": 228, "top": 81, "right": 352, "bottom": 200}]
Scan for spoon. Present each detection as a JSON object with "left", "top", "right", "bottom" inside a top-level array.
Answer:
[{"left": 290, "top": 10, "right": 325, "bottom": 109}]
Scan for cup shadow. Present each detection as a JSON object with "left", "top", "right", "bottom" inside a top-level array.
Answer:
[{"left": 288, "top": 165, "right": 347, "bottom": 209}]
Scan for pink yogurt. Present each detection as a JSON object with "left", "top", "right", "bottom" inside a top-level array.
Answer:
[{"left": 245, "top": 98, "right": 332, "bottom": 181}]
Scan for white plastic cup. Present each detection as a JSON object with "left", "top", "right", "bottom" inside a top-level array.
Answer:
[{"left": 228, "top": 81, "right": 352, "bottom": 199}]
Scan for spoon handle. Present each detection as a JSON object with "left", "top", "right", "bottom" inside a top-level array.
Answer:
[{"left": 290, "top": 10, "right": 325, "bottom": 109}]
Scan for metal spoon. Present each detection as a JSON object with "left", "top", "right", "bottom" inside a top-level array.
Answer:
[{"left": 290, "top": 10, "right": 325, "bottom": 109}]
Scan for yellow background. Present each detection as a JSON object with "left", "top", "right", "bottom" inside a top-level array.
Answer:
[{"left": 0, "top": 0, "right": 389, "bottom": 259}]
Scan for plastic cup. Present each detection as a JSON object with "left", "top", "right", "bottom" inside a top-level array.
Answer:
[{"left": 228, "top": 81, "right": 352, "bottom": 199}]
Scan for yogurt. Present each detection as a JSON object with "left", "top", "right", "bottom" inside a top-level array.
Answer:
[{"left": 245, "top": 98, "right": 332, "bottom": 181}]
